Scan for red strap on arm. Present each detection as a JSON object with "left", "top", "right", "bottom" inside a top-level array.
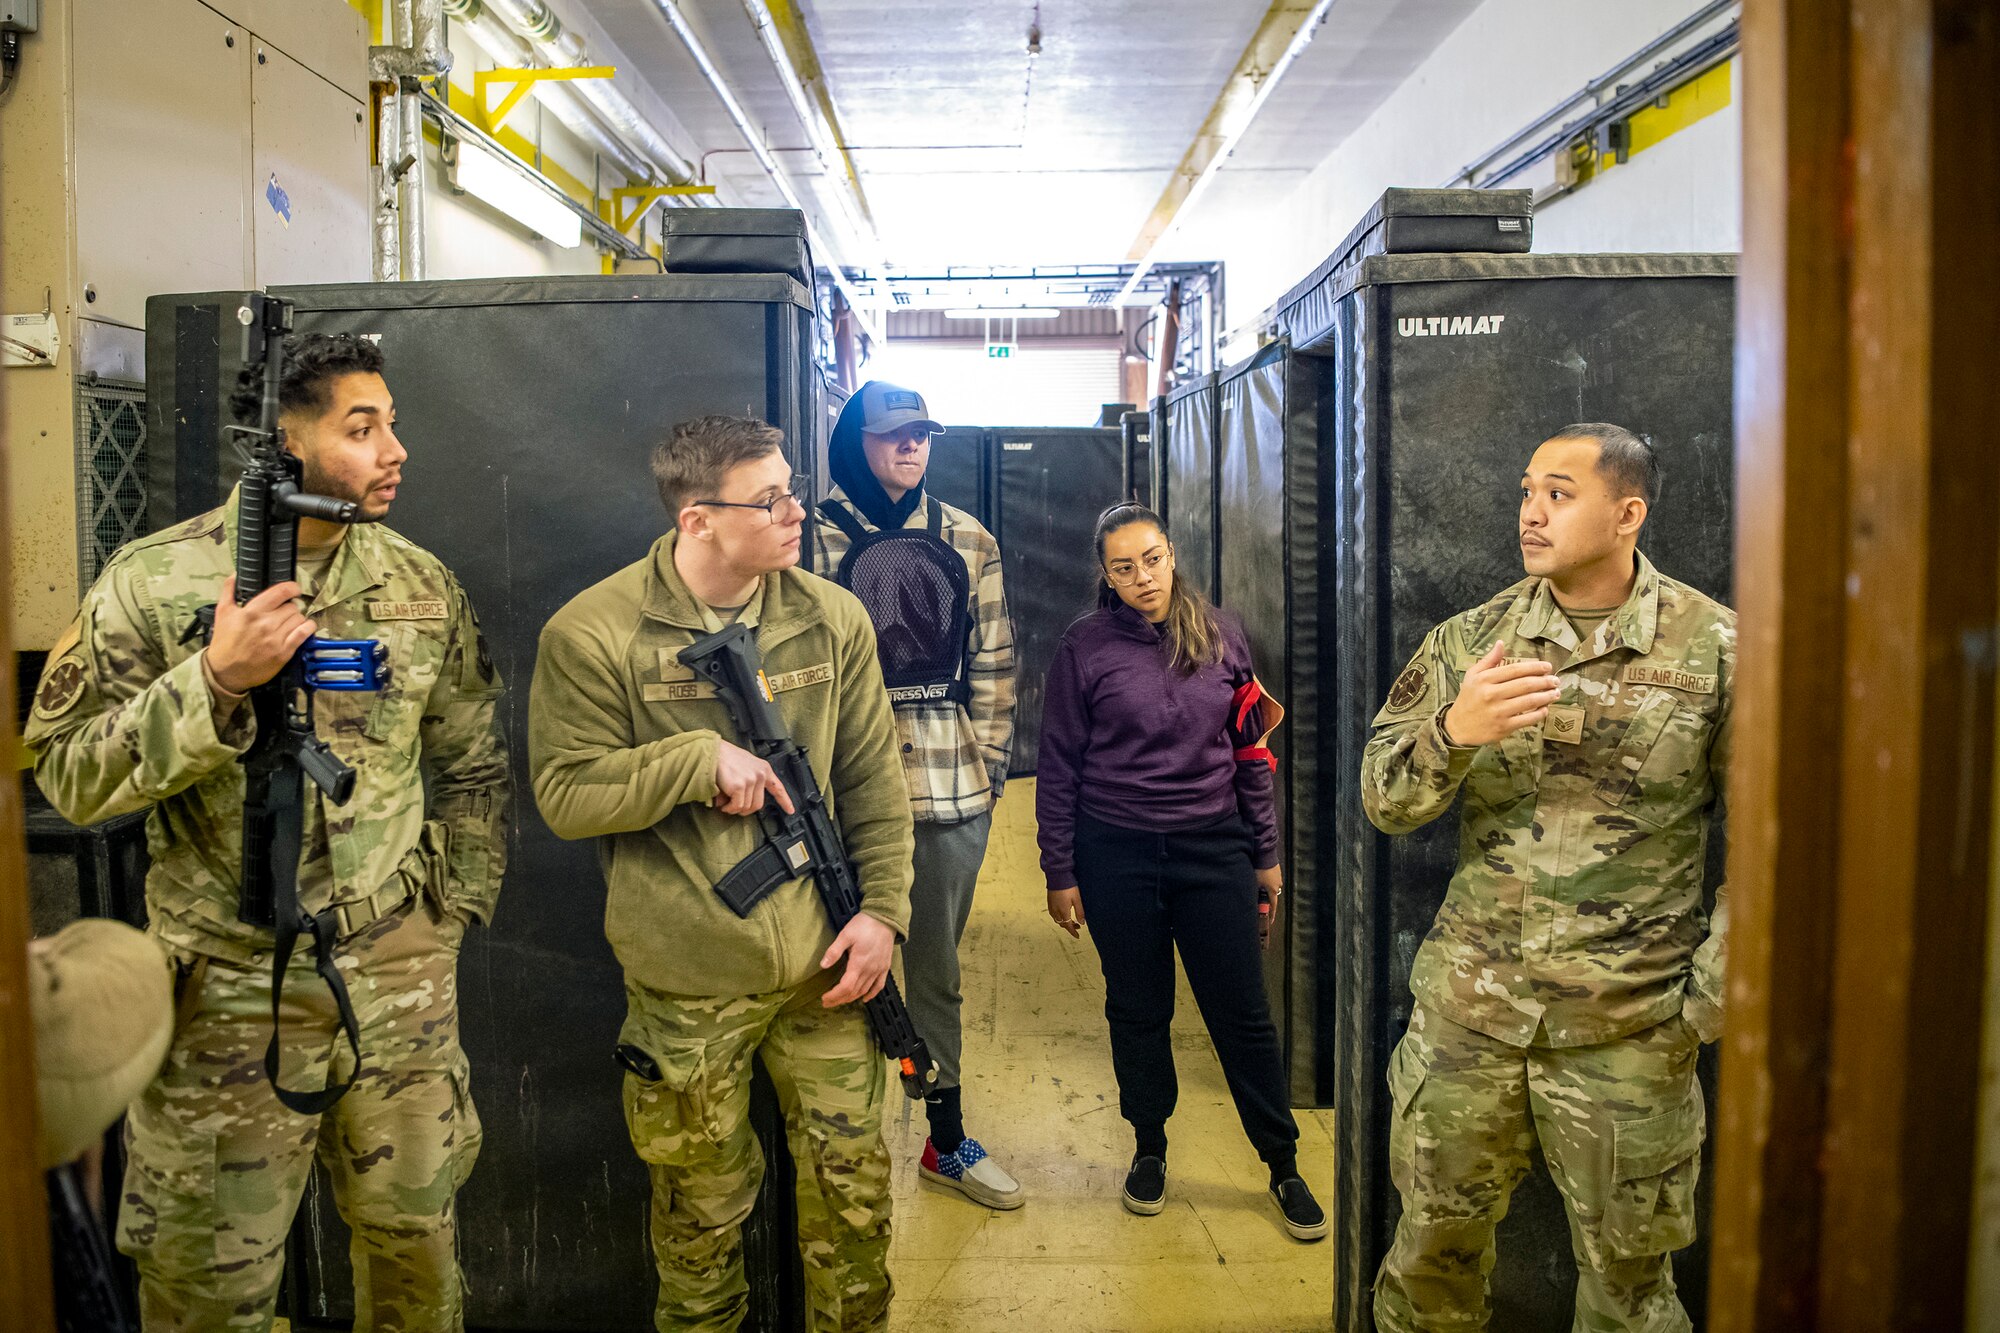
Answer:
[
  {"left": 1231, "top": 678, "right": 1264, "bottom": 733},
  {"left": 1234, "top": 745, "right": 1278, "bottom": 772}
]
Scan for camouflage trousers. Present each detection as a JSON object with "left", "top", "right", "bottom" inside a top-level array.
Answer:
[
  {"left": 119, "top": 898, "right": 479, "bottom": 1333},
  {"left": 620, "top": 971, "right": 892, "bottom": 1333},
  {"left": 1374, "top": 1004, "right": 1705, "bottom": 1333}
]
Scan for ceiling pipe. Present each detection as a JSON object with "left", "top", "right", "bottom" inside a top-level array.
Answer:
[
  {"left": 467, "top": 0, "right": 703, "bottom": 191},
  {"left": 737, "top": 0, "right": 882, "bottom": 267},
  {"left": 642, "top": 0, "right": 884, "bottom": 344},
  {"left": 1115, "top": 0, "right": 1339, "bottom": 305},
  {"left": 441, "top": 0, "right": 656, "bottom": 184}
]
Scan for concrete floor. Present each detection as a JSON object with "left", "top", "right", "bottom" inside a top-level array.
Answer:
[
  {"left": 880, "top": 779, "right": 1338, "bottom": 1333},
  {"left": 278, "top": 778, "right": 1338, "bottom": 1332}
]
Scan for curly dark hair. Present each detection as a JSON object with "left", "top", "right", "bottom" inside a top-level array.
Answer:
[{"left": 228, "top": 332, "right": 385, "bottom": 425}]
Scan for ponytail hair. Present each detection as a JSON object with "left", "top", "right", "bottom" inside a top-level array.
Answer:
[{"left": 1092, "top": 501, "right": 1222, "bottom": 675}]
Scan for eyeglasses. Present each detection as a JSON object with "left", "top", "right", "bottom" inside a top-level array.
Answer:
[
  {"left": 1104, "top": 547, "right": 1173, "bottom": 587},
  {"left": 693, "top": 473, "right": 810, "bottom": 523}
]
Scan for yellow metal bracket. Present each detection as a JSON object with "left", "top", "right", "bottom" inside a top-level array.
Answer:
[
  {"left": 611, "top": 185, "right": 718, "bottom": 233},
  {"left": 473, "top": 66, "right": 616, "bottom": 132}
]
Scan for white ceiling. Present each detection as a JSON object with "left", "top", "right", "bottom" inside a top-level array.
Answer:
[{"left": 569, "top": 0, "right": 1480, "bottom": 273}]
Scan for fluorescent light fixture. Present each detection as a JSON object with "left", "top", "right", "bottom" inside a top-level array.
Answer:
[
  {"left": 451, "top": 136, "right": 582, "bottom": 248},
  {"left": 942, "top": 308, "right": 1060, "bottom": 321}
]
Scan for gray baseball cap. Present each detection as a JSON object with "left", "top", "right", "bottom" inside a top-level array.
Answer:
[{"left": 857, "top": 381, "right": 943, "bottom": 437}]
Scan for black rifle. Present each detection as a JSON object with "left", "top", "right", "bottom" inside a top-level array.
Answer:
[
  {"left": 679, "top": 622, "right": 939, "bottom": 1100},
  {"left": 185, "top": 294, "right": 386, "bottom": 1115}
]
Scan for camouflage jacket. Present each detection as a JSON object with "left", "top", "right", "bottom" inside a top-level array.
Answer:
[
  {"left": 1361, "top": 552, "right": 1731, "bottom": 1049},
  {"left": 25, "top": 497, "right": 510, "bottom": 966}
]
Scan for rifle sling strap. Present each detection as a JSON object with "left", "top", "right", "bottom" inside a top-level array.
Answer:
[{"left": 261, "top": 791, "right": 362, "bottom": 1116}]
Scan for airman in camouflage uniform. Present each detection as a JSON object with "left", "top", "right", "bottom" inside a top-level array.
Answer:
[
  {"left": 531, "top": 417, "right": 913, "bottom": 1332},
  {"left": 25, "top": 334, "right": 508, "bottom": 1333},
  {"left": 1363, "top": 425, "right": 1730, "bottom": 1333}
]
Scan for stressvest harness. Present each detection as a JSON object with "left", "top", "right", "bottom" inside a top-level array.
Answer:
[{"left": 819, "top": 496, "right": 974, "bottom": 708}]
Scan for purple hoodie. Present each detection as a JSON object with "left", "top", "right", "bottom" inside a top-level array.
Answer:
[{"left": 1036, "top": 601, "right": 1280, "bottom": 892}]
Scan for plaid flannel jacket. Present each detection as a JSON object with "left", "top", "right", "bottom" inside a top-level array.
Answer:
[{"left": 813, "top": 486, "right": 1016, "bottom": 823}]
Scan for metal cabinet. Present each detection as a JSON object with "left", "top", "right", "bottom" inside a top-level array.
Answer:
[{"left": 251, "top": 39, "right": 369, "bottom": 288}]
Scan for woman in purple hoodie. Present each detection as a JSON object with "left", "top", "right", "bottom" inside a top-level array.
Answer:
[{"left": 1037, "top": 501, "right": 1325, "bottom": 1241}]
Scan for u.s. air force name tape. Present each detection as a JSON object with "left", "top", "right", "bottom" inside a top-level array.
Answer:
[
  {"left": 644, "top": 661, "right": 832, "bottom": 703},
  {"left": 368, "top": 600, "right": 448, "bottom": 621}
]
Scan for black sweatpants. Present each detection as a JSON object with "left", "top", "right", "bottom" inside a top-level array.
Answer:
[{"left": 1073, "top": 809, "right": 1300, "bottom": 1173}]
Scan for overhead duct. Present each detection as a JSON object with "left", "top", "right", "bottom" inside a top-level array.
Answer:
[
  {"left": 739, "top": 0, "right": 881, "bottom": 266},
  {"left": 456, "top": 0, "right": 702, "bottom": 190},
  {"left": 644, "top": 0, "right": 884, "bottom": 343},
  {"left": 441, "top": 0, "right": 655, "bottom": 184}
]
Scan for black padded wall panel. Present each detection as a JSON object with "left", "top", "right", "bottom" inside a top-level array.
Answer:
[
  {"left": 1213, "top": 345, "right": 1331, "bottom": 1106},
  {"left": 990, "top": 428, "right": 1124, "bottom": 775},
  {"left": 1313, "top": 254, "right": 1736, "bottom": 1332},
  {"left": 924, "top": 427, "right": 994, "bottom": 530},
  {"left": 1215, "top": 348, "right": 1291, "bottom": 1025},
  {"left": 1162, "top": 373, "right": 1218, "bottom": 601},
  {"left": 1120, "top": 410, "right": 1153, "bottom": 509},
  {"left": 145, "top": 275, "right": 819, "bottom": 1333}
]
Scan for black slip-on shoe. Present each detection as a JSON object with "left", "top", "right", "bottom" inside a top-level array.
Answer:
[
  {"left": 1122, "top": 1154, "right": 1167, "bottom": 1216},
  {"left": 1270, "top": 1175, "right": 1327, "bottom": 1241}
]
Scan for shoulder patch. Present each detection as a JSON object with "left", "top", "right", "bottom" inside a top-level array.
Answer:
[
  {"left": 1385, "top": 661, "right": 1429, "bottom": 714},
  {"left": 33, "top": 654, "right": 89, "bottom": 721}
]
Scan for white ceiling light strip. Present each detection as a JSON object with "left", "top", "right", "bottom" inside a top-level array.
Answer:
[{"left": 1116, "top": 0, "right": 1340, "bottom": 306}]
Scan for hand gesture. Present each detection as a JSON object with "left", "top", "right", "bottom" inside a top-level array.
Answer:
[
  {"left": 1255, "top": 865, "right": 1283, "bottom": 951},
  {"left": 1442, "top": 642, "right": 1561, "bottom": 747},
  {"left": 1047, "top": 888, "right": 1085, "bottom": 939},
  {"left": 205, "top": 576, "right": 315, "bottom": 694},
  {"left": 713, "top": 739, "right": 796, "bottom": 816},
  {"left": 820, "top": 913, "right": 894, "bottom": 1007}
]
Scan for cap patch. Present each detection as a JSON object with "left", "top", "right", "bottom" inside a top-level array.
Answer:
[{"left": 881, "top": 391, "right": 922, "bottom": 412}]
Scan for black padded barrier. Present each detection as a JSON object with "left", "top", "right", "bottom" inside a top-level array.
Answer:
[
  {"left": 1293, "top": 253, "right": 1737, "bottom": 1333},
  {"left": 1213, "top": 342, "right": 1331, "bottom": 1106},
  {"left": 989, "top": 427, "right": 1125, "bottom": 776},
  {"left": 1273, "top": 188, "right": 1534, "bottom": 352},
  {"left": 1162, "top": 371, "right": 1218, "bottom": 602},
  {"left": 923, "top": 426, "right": 995, "bottom": 531},
  {"left": 145, "top": 275, "right": 821, "bottom": 1333},
  {"left": 1120, "top": 410, "right": 1153, "bottom": 509}
]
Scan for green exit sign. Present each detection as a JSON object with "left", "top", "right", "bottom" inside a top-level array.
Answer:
[{"left": 987, "top": 344, "right": 1014, "bottom": 359}]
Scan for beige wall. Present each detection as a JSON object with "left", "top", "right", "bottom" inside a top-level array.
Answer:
[
  {"left": 2, "top": 0, "right": 369, "bottom": 648},
  {"left": 2, "top": 0, "right": 81, "bottom": 649}
]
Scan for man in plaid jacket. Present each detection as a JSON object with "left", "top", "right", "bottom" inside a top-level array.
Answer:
[{"left": 813, "top": 380, "right": 1023, "bottom": 1209}]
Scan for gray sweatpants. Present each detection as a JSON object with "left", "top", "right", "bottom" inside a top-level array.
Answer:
[{"left": 904, "top": 810, "right": 994, "bottom": 1090}]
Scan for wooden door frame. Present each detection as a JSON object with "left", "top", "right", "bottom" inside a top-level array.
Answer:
[
  {"left": 1, "top": 171, "right": 58, "bottom": 1327},
  {"left": 1712, "top": 0, "right": 1999, "bottom": 1328}
]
